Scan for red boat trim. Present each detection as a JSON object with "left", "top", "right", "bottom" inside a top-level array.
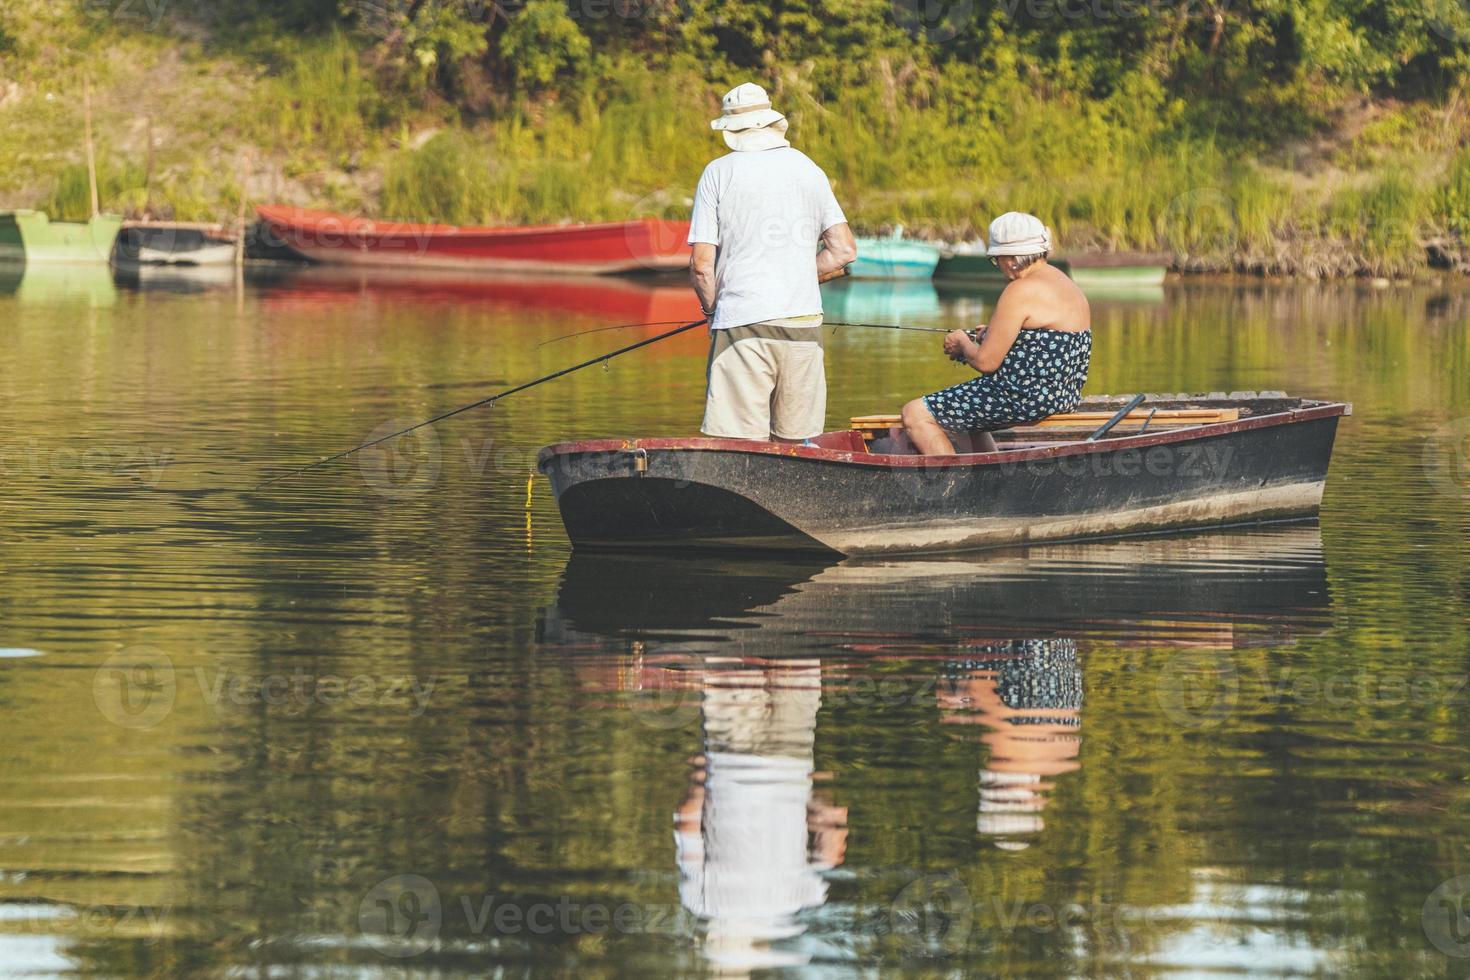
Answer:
[
  {"left": 537, "top": 402, "right": 1351, "bottom": 471},
  {"left": 255, "top": 204, "right": 680, "bottom": 239}
]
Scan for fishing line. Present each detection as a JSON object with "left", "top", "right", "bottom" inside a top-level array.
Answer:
[
  {"left": 255, "top": 317, "right": 709, "bottom": 490},
  {"left": 538, "top": 318, "right": 951, "bottom": 348}
]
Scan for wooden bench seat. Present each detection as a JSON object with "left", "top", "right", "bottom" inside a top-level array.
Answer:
[{"left": 849, "top": 408, "right": 1241, "bottom": 445}]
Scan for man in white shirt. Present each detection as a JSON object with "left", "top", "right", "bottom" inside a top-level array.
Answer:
[{"left": 688, "top": 82, "right": 856, "bottom": 443}]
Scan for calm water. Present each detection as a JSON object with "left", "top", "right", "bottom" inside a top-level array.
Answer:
[{"left": 0, "top": 264, "right": 1466, "bottom": 977}]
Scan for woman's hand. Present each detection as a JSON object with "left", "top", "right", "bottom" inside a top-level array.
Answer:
[{"left": 943, "top": 328, "right": 981, "bottom": 366}]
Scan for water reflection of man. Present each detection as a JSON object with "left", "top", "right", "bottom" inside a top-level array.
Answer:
[
  {"left": 936, "top": 639, "right": 1083, "bottom": 849},
  {"left": 674, "top": 660, "right": 848, "bottom": 970}
]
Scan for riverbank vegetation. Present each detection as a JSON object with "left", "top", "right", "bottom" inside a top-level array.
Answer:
[{"left": 3, "top": 0, "right": 1470, "bottom": 276}]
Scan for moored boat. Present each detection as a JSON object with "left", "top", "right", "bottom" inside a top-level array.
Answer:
[
  {"left": 848, "top": 236, "right": 942, "bottom": 279},
  {"left": 0, "top": 211, "right": 122, "bottom": 265},
  {"left": 1066, "top": 252, "right": 1169, "bottom": 288},
  {"left": 538, "top": 394, "right": 1350, "bottom": 556},
  {"left": 935, "top": 252, "right": 1074, "bottom": 283},
  {"left": 254, "top": 205, "right": 692, "bottom": 275},
  {"left": 115, "top": 223, "right": 238, "bottom": 266}
]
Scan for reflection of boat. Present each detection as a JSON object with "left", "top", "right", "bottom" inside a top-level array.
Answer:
[
  {"left": 545, "top": 527, "right": 1330, "bottom": 873},
  {"left": 254, "top": 205, "right": 691, "bottom": 274},
  {"left": 251, "top": 264, "right": 703, "bottom": 323},
  {"left": 0, "top": 260, "right": 116, "bottom": 306},
  {"left": 544, "top": 525, "right": 1331, "bottom": 647},
  {"left": 115, "top": 223, "right": 237, "bottom": 266},
  {"left": 0, "top": 210, "right": 121, "bottom": 264},
  {"left": 112, "top": 262, "right": 239, "bottom": 295},
  {"left": 848, "top": 235, "right": 941, "bottom": 279},
  {"left": 821, "top": 278, "right": 943, "bottom": 323},
  {"left": 538, "top": 394, "right": 1350, "bottom": 556}
]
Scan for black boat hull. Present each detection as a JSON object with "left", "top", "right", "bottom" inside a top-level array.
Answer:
[{"left": 538, "top": 397, "right": 1346, "bottom": 556}]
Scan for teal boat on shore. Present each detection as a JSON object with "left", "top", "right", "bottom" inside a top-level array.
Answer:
[
  {"left": 848, "top": 235, "right": 942, "bottom": 279},
  {"left": 0, "top": 210, "right": 122, "bottom": 264}
]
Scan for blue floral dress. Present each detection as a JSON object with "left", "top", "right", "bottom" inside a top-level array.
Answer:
[{"left": 922, "top": 328, "right": 1091, "bottom": 433}]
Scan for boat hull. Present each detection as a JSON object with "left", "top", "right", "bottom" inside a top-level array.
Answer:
[
  {"left": 116, "top": 225, "right": 238, "bottom": 266},
  {"left": 0, "top": 211, "right": 122, "bottom": 265},
  {"left": 849, "top": 239, "right": 942, "bottom": 279},
  {"left": 255, "top": 205, "right": 691, "bottom": 274},
  {"left": 1070, "top": 265, "right": 1167, "bottom": 287},
  {"left": 935, "top": 255, "right": 1073, "bottom": 283},
  {"left": 538, "top": 398, "right": 1347, "bottom": 556}
]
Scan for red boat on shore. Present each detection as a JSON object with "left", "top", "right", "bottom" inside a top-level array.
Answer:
[{"left": 254, "top": 205, "right": 691, "bottom": 274}]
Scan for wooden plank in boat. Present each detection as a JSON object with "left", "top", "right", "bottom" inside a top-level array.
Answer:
[{"left": 850, "top": 408, "right": 1241, "bottom": 434}]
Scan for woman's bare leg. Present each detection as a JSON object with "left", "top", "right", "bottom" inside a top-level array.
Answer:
[
  {"left": 972, "top": 431, "right": 999, "bottom": 453},
  {"left": 902, "top": 398, "right": 955, "bottom": 455}
]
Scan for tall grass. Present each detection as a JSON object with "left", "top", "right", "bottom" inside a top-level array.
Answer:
[
  {"left": 1438, "top": 148, "right": 1470, "bottom": 236},
  {"left": 12, "top": 22, "right": 1470, "bottom": 275},
  {"left": 47, "top": 160, "right": 146, "bottom": 222},
  {"left": 259, "top": 32, "right": 388, "bottom": 156},
  {"left": 1326, "top": 170, "right": 1425, "bottom": 274}
]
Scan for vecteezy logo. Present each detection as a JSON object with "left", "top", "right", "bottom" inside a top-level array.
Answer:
[
  {"left": 618, "top": 649, "right": 702, "bottom": 730},
  {"left": 625, "top": 190, "right": 692, "bottom": 274},
  {"left": 1156, "top": 650, "right": 1239, "bottom": 729},
  {"left": 889, "top": 873, "right": 974, "bottom": 956},
  {"left": 357, "top": 420, "right": 443, "bottom": 498},
  {"left": 1424, "top": 874, "right": 1470, "bottom": 957},
  {"left": 1161, "top": 187, "right": 1239, "bottom": 265},
  {"left": 1425, "top": 0, "right": 1470, "bottom": 42},
  {"left": 93, "top": 646, "right": 177, "bottom": 730},
  {"left": 891, "top": 0, "right": 974, "bottom": 42},
  {"left": 359, "top": 874, "right": 443, "bottom": 958},
  {"left": 1423, "top": 418, "right": 1470, "bottom": 499}
]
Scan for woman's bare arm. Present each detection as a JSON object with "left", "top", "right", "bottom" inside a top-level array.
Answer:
[{"left": 948, "top": 282, "right": 1029, "bottom": 373}]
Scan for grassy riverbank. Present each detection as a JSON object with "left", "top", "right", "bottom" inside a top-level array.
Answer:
[{"left": 4, "top": 6, "right": 1470, "bottom": 278}]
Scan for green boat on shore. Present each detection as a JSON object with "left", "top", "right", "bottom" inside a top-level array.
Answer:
[
  {"left": 0, "top": 210, "right": 122, "bottom": 264},
  {"left": 934, "top": 253, "right": 1073, "bottom": 283},
  {"left": 1067, "top": 253, "right": 1169, "bottom": 288},
  {"left": 935, "top": 251, "right": 1168, "bottom": 288}
]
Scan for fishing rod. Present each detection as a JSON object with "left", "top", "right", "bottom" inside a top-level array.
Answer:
[
  {"left": 534, "top": 318, "right": 692, "bottom": 348},
  {"left": 537, "top": 318, "right": 951, "bottom": 348},
  {"left": 255, "top": 317, "right": 709, "bottom": 490}
]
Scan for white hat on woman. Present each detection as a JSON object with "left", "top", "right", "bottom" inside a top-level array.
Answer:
[
  {"left": 710, "top": 82, "right": 790, "bottom": 152},
  {"left": 986, "top": 212, "right": 1053, "bottom": 256}
]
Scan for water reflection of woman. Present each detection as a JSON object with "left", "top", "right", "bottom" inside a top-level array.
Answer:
[
  {"left": 674, "top": 660, "right": 848, "bottom": 970},
  {"left": 936, "top": 639, "right": 1083, "bottom": 849}
]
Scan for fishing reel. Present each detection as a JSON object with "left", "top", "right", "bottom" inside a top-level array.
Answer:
[{"left": 948, "top": 328, "right": 985, "bottom": 364}]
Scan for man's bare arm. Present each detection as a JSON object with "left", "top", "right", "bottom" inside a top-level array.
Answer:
[
  {"left": 689, "top": 243, "right": 718, "bottom": 316},
  {"left": 817, "top": 222, "right": 857, "bottom": 279}
]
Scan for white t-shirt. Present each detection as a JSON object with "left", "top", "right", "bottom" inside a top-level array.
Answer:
[{"left": 688, "top": 147, "right": 847, "bottom": 331}]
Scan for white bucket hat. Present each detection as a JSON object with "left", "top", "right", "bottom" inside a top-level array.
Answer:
[
  {"left": 987, "top": 211, "right": 1053, "bottom": 257},
  {"left": 710, "top": 82, "right": 790, "bottom": 152}
]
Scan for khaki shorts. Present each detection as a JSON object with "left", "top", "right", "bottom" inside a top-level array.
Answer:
[{"left": 702, "top": 316, "right": 826, "bottom": 441}]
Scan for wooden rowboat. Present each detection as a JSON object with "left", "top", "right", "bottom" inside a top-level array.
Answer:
[
  {"left": 115, "top": 223, "right": 238, "bottom": 266},
  {"left": 0, "top": 211, "right": 122, "bottom": 265},
  {"left": 537, "top": 394, "right": 1350, "bottom": 556},
  {"left": 848, "top": 236, "right": 942, "bottom": 279},
  {"left": 254, "top": 205, "right": 691, "bottom": 275}
]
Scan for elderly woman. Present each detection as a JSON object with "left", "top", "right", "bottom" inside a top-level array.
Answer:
[{"left": 901, "top": 212, "right": 1091, "bottom": 455}]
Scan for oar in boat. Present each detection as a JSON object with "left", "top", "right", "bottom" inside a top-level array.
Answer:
[{"left": 1086, "top": 394, "right": 1148, "bottom": 441}]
